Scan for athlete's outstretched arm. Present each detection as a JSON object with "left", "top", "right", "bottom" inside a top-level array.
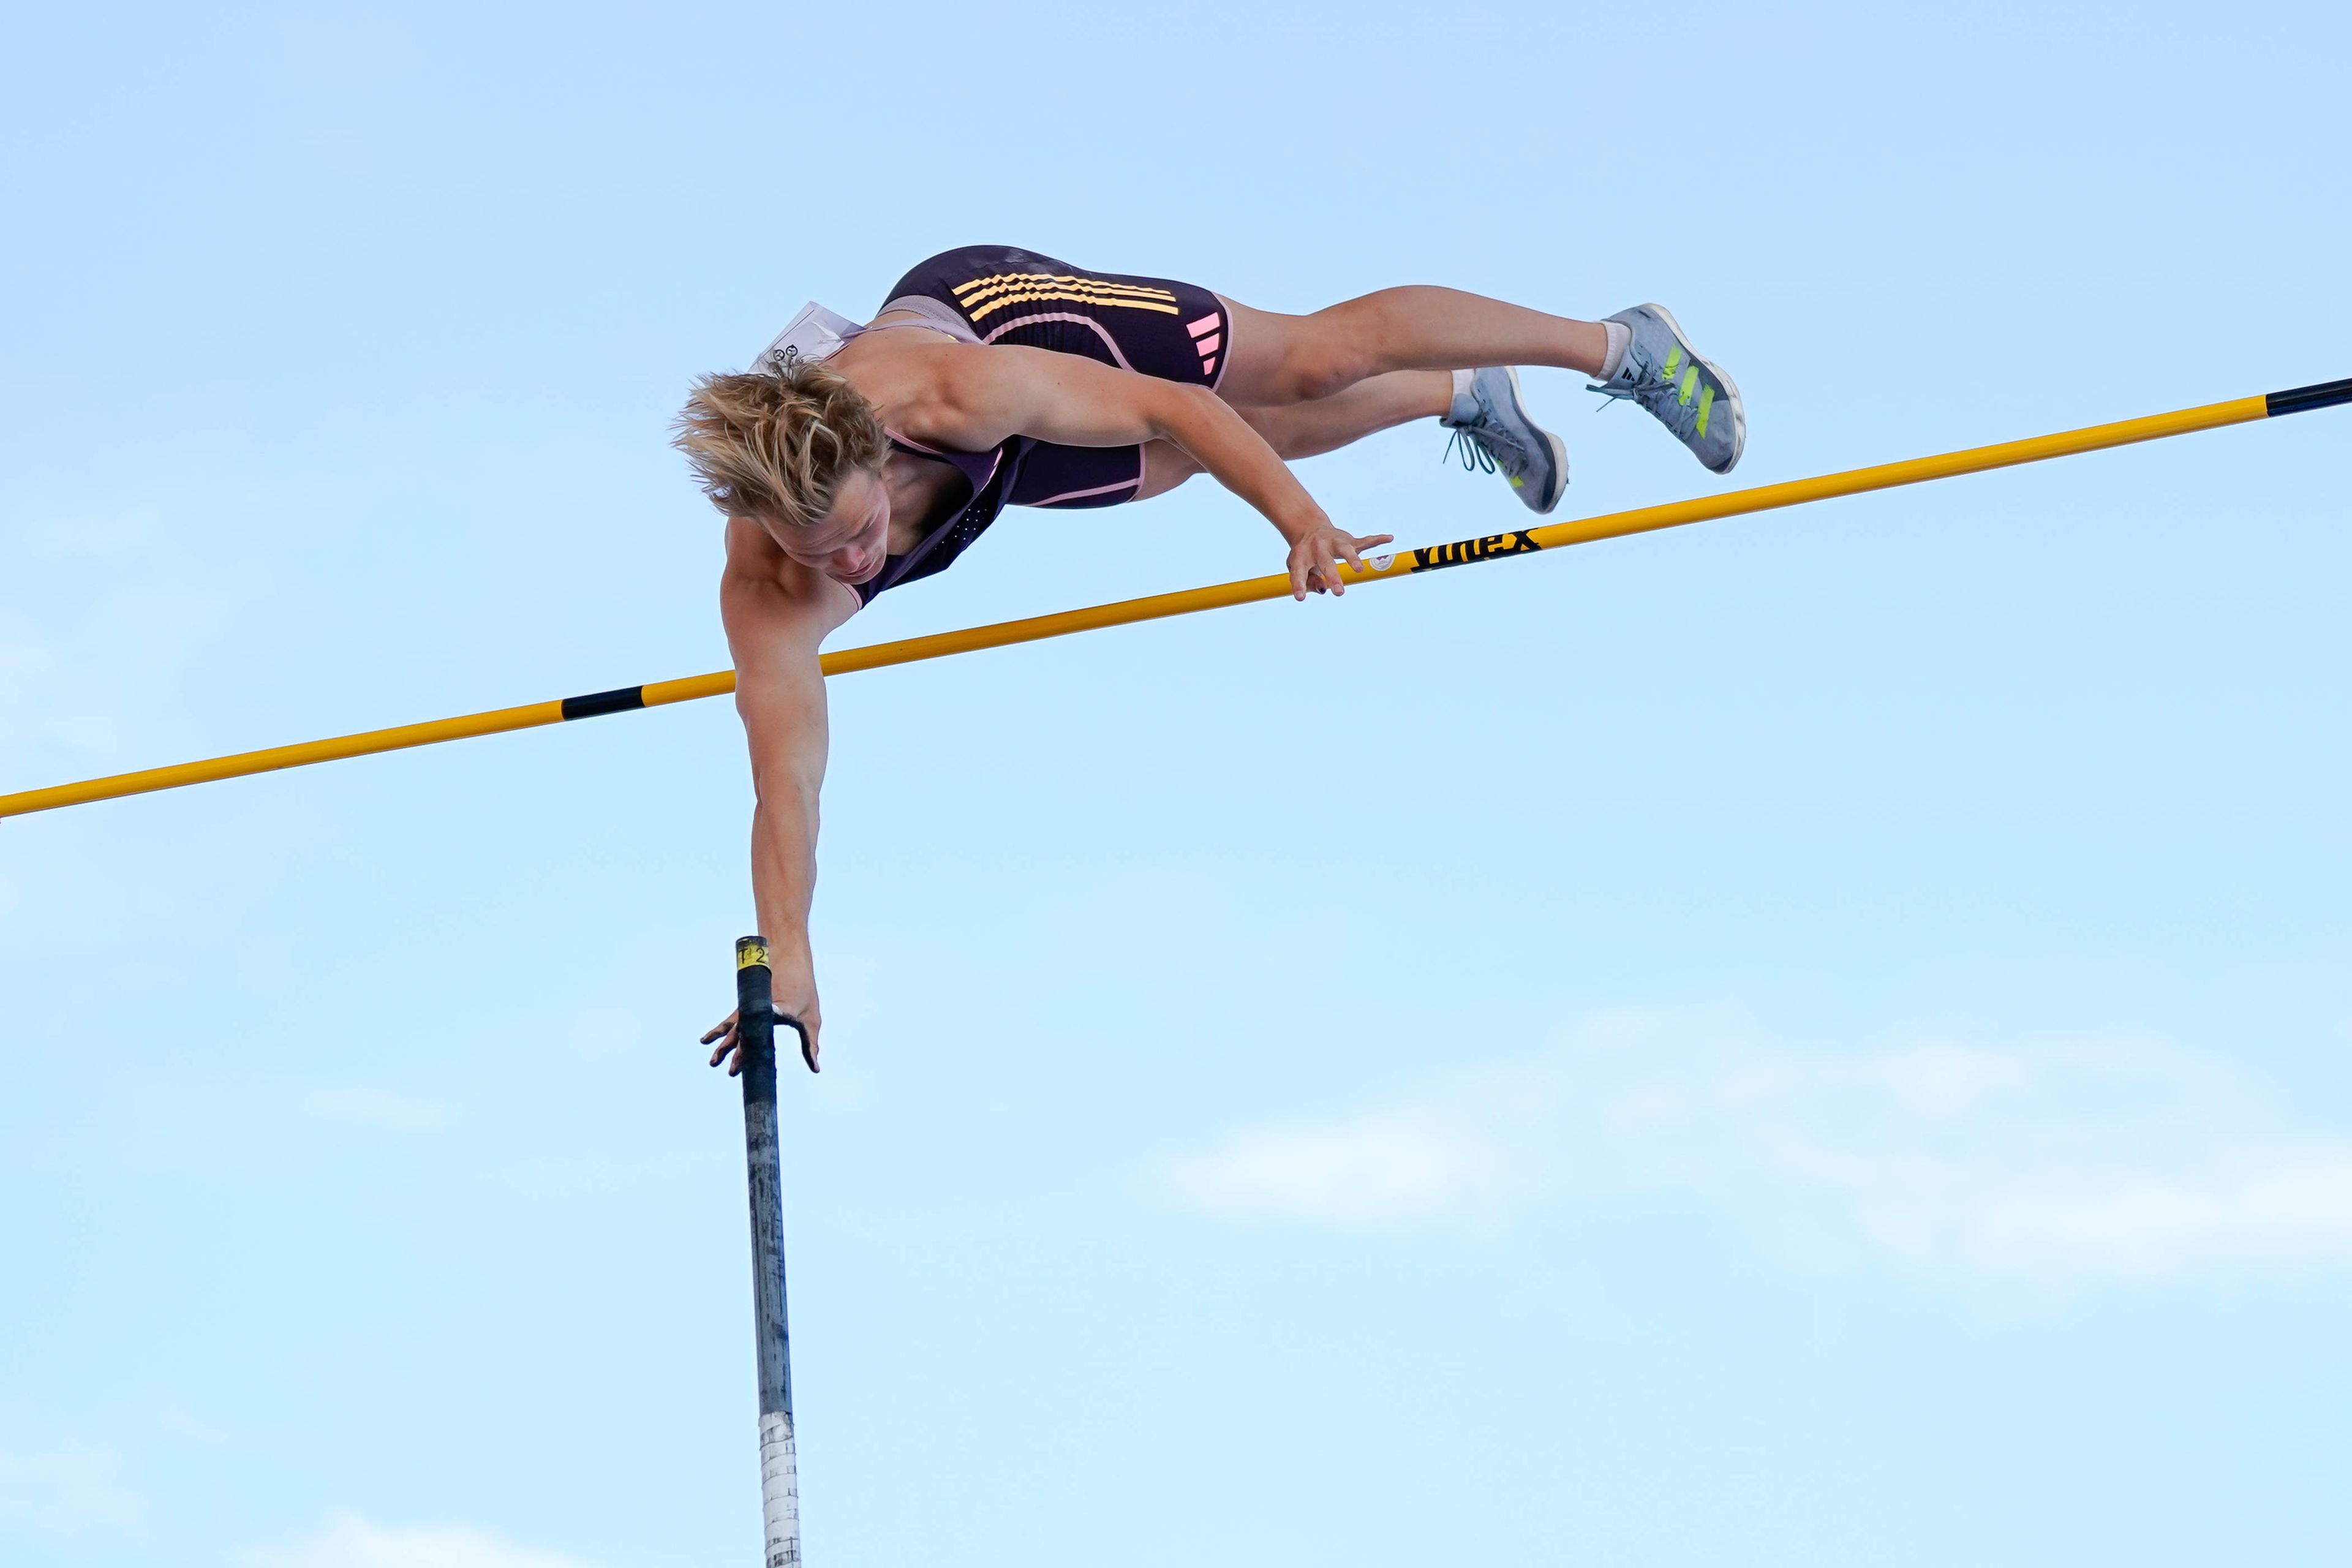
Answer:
[
  {"left": 703, "top": 521, "right": 859, "bottom": 1074},
  {"left": 922, "top": 344, "right": 1392, "bottom": 600}
]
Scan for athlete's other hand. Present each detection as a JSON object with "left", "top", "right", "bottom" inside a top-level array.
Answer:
[
  {"left": 702, "top": 945, "right": 823, "bottom": 1075},
  {"left": 1284, "top": 519, "right": 1394, "bottom": 600}
]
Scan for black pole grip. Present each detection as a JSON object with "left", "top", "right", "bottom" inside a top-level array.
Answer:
[
  {"left": 734, "top": 935, "right": 811, "bottom": 1069},
  {"left": 734, "top": 938, "right": 790, "bottom": 1421},
  {"left": 735, "top": 937, "right": 800, "bottom": 1562},
  {"left": 736, "top": 936, "right": 778, "bottom": 1069}
]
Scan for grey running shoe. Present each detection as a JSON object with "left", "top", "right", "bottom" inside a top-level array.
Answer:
[
  {"left": 1440, "top": 366, "right": 1568, "bottom": 513},
  {"left": 1588, "top": 304, "right": 1746, "bottom": 473}
]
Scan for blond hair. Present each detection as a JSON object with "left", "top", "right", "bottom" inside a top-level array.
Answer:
[{"left": 671, "top": 360, "right": 889, "bottom": 529}]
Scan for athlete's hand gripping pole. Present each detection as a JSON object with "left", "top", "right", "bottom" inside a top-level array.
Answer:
[{"left": 735, "top": 937, "right": 804, "bottom": 1568}]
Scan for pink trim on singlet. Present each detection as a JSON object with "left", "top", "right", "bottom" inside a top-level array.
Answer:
[
  {"left": 884, "top": 425, "right": 1002, "bottom": 489},
  {"left": 980, "top": 312, "right": 1136, "bottom": 371},
  {"left": 861, "top": 319, "right": 965, "bottom": 342},
  {"left": 1209, "top": 295, "right": 1237, "bottom": 391},
  {"left": 867, "top": 297, "right": 980, "bottom": 343},
  {"left": 883, "top": 424, "right": 946, "bottom": 454},
  {"left": 1025, "top": 469, "right": 1144, "bottom": 507}
]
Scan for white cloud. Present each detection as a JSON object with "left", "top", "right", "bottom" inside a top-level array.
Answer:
[
  {"left": 0, "top": 1442, "right": 145, "bottom": 1540},
  {"left": 238, "top": 1512, "right": 600, "bottom": 1568},
  {"left": 1161, "top": 1009, "right": 2352, "bottom": 1295},
  {"left": 1164, "top": 1079, "right": 1553, "bottom": 1231},
  {"left": 305, "top": 1086, "right": 450, "bottom": 1134}
]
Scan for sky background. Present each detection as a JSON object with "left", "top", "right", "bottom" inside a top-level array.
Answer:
[{"left": 4, "top": 2, "right": 2350, "bottom": 1565}]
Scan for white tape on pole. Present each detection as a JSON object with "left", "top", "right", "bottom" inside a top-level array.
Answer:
[{"left": 761, "top": 1409, "right": 801, "bottom": 1567}]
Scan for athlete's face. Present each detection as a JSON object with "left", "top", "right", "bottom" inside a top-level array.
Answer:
[{"left": 766, "top": 467, "right": 891, "bottom": 586}]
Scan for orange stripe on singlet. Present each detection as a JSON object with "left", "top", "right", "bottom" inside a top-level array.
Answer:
[
  {"left": 961, "top": 287, "right": 1183, "bottom": 322},
  {"left": 952, "top": 271, "right": 1178, "bottom": 309}
]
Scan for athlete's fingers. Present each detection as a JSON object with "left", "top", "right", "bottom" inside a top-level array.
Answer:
[
  {"left": 700, "top": 1010, "right": 738, "bottom": 1046},
  {"left": 1289, "top": 556, "right": 1310, "bottom": 600}
]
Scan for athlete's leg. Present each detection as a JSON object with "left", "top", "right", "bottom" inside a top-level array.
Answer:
[
  {"left": 1216, "top": 290, "right": 1610, "bottom": 408},
  {"left": 1243, "top": 371, "right": 1453, "bottom": 460},
  {"left": 1134, "top": 372, "right": 1452, "bottom": 500}
]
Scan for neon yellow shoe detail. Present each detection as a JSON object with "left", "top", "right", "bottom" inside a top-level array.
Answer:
[
  {"left": 1440, "top": 365, "right": 1570, "bottom": 513},
  {"left": 1587, "top": 303, "right": 1746, "bottom": 474}
]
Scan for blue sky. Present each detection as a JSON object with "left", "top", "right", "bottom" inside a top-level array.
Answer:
[{"left": 3, "top": 2, "right": 2349, "bottom": 1565}]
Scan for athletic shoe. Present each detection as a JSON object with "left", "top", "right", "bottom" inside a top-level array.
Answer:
[
  {"left": 1440, "top": 366, "right": 1568, "bottom": 513},
  {"left": 1588, "top": 304, "right": 1746, "bottom": 474}
]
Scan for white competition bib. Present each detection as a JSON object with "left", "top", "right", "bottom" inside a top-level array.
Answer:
[{"left": 751, "top": 302, "right": 864, "bottom": 374}]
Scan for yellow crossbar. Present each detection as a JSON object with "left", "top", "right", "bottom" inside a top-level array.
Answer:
[{"left": 4, "top": 379, "right": 2345, "bottom": 822}]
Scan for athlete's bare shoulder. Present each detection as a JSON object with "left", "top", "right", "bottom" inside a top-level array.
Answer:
[
  {"left": 827, "top": 324, "right": 987, "bottom": 434},
  {"left": 837, "top": 333, "right": 1084, "bottom": 456},
  {"left": 720, "top": 517, "right": 858, "bottom": 652}
]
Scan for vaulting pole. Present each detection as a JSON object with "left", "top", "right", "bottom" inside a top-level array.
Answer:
[
  {"left": 4, "top": 378, "right": 2345, "bottom": 821},
  {"left": 734, "top": 936, "right": 805, "bottom": 1568}
]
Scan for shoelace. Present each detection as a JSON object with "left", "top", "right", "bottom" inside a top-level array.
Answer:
[
  {"left": 1444, "top": 386, "right": 1540, "bottom": 475},
  {"left": 1442, "top": 426, "right": 1502, "bottom": 474},
  {"left": 1589, "top": 358, "right": 1702, "bottom": 437}
]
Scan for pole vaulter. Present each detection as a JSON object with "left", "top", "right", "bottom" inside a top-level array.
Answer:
[{"left": 2, "top": 377, "right": 2346, "bottom": 824}]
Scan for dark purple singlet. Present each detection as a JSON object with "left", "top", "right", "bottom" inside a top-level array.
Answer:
[{"left": 852, "top": 244, "right": 1232, "bottom": 605}]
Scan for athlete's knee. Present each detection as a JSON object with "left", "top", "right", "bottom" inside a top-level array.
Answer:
[
  {"left": 1277, "top": 298, "right": 1408, "bottom": 401},
  {"left": 1274, "top": 333, "right": 1375, "bottom": 404}
]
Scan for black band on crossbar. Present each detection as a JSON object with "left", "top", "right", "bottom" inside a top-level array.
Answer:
[
  {"left": 2266, "top": 379, "right": 2352, "bottom": 418},
  {"left": 559, "top": 686, "right": 646, "bottom": 720}
]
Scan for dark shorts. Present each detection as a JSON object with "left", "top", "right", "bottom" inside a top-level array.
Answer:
[{"left": 883, "top": 244, "right": 1232, "bottom": 509}]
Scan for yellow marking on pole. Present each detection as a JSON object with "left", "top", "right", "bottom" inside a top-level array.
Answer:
[
  {"left": 0, "top": 391, "right": 2282, "bottom": 821},
  {"left": 0, "top": 698, "right": 573, "bottom": 818},
  {"left": 642, "top": 671, "right": 736, "bottom": 707}
]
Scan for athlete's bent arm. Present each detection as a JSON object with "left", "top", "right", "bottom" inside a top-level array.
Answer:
[
  {"left": 703, "top": 523, "right": 859, "bottom": 1074},
  {"left": 925, "top": 344, "right": 1392, "bottom": 600}
]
